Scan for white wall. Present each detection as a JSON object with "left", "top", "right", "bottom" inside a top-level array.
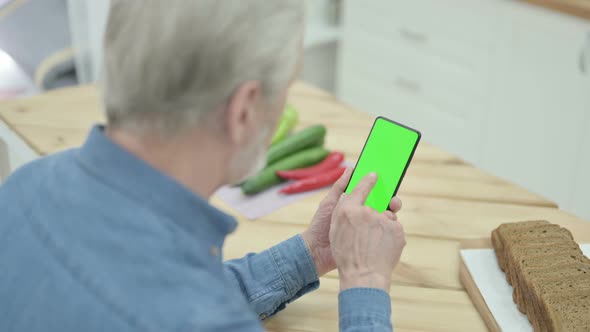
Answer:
[{"left": 67, "top": 0, "right": 340, "bottom": 93}]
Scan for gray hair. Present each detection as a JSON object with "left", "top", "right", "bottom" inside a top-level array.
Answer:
[{"left": 102, "top": 0, "right": 304, "bottom": 134}]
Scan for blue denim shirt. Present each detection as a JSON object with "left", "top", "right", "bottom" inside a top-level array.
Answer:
[{"left": 0, "top": 126, "right": 392, "bottom": 331}]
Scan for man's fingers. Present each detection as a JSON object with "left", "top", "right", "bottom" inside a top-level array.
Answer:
[
  {"left": 384, "top": 210, "right": 397, "bottom": 221},
  {"left": 348, "top": 172, "right": 377, "bottom": 204},
  {"left": 333, "top": 167, "right": 352, "bottom": 193},
  {"left": 325, "top": 167, "right": 352, "bottom": 202},
  {"left": 389, "top": 197, "right": 402, "bottom": 213}
]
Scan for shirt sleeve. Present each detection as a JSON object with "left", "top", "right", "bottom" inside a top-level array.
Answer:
[
  {"left": 223, "top": 234, "right": 319, "bottom": 320},
  {"left": 338, "top": 288, "right": 393, "bottom": 332}
]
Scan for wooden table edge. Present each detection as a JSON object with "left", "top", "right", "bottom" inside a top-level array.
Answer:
[
  {"left": 0, "top": 112, "right": 44, "bottom": 156},
  {"left": 402, "top": 192, "right": 558, "bottom": 209}
]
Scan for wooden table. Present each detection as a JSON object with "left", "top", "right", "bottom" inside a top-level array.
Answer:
[
  {"left": 1, "top": 82, "right": 589, "bottom": 331},
  {"left": 519, "top": 0, "right": 590, "bottom": 20}
]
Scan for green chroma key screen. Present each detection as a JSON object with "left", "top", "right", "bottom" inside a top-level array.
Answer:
[{"left": 345, "top": 117, "right": 421, "bottom": 212}]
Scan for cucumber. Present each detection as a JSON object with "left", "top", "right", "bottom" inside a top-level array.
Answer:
[
  {"left": 267, "top": 124, "right": 326, "bottom": 165},
  {"left": 271, "top": 105, "right": 299, "bottom": 146},
  {"left": 242, "top": 147, "right": 330, "bottom": 195}
]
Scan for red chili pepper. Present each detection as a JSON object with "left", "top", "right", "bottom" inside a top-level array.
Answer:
[
  {"left": 276, "top": 151, "right": 344, "bottom": 180},
  {"left": 280, "top": 167, "right": 346, "bottom": 194}
]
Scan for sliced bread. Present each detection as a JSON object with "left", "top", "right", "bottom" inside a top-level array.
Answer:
[
  {"left": 528, "top": 275, "right": 590, "bottom": 331},
  {"left": 517, "top": 261, "right": 590, "bottom": 315},
  {"left": 500, "top": 224, "right": 566, "bottom": 274},
  {"left": 545, "top": 295, "right": 590, "bottom": 332},
  {"left": 508, "top": 244, "right": 583, "bottom": 311},
  {"left": 506, "top": 240, "right": 578, "bottom": 285},
  {"left": 492, "top": 220, "right": 550, "bottom": 270}
]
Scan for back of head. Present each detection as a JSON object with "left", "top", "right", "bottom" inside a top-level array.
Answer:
[{"left": 102, "top": 0, "right": 304, "bottom": 135}]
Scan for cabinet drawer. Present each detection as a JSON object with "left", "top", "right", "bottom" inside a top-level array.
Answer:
[
  {"left": 340, "top": 28, "right": 488, "bottom": 117},
  {"left": 338, "top": 66, "right": 484, "bottom": 162},
  {"left": 338, "top": 65, "right": 482, "bottom": 129},
  {"left": 344, "top": 0, "right": 498, "bottom": 54}
]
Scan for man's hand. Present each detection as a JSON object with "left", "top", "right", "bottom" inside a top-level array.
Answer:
[
  {"left": 329, "top": 173, "right": 407, "bottom": 293},
  {"left": 301, "top": 169, "right": 403, "bottom": 277}
]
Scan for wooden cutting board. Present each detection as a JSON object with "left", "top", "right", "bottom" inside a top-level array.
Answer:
[
  {"left": 460, "top": 258, "right": 501, "bottom": 332},
  {"left": 460, "top": 240, "right": 590, "bottom": 332},
  {"left": 459, "top": 238, "right": 501, "bottom": 332}
]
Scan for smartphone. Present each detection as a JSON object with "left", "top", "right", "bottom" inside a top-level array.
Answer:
[{"left": 345, "top": 116, "right": 421, "bottom": 212}]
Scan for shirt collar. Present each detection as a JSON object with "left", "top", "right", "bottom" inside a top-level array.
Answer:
[{"left": 76, "top": 125, "right": 238, "bottom": 242}]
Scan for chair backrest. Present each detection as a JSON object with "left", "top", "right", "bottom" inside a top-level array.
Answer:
[{"left": 0, "top": 0, "right": 76, "bottom": 90}]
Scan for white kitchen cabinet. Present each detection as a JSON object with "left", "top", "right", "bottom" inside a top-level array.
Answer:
[
  {"left": 338, "top": 0, "right": 499, "bottom": 163},
  {"left": 482, "top": 2, "right": 590, "bottom": 210},
  {"left": 0, "top": 48, "right": 39, "bottom": 182},
  {"left": 338, "top": 0, "right": 590, "bottom": 219}
]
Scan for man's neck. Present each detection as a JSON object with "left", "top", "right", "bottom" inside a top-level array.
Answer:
[{"left": 105, "top": 127, "right": 228, "bottom": 199}]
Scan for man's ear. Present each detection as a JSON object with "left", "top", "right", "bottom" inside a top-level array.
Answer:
[{"left": 224, "top": 81, "right": 262, "bottom": 145}]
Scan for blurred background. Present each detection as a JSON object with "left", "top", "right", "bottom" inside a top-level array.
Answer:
[{"left": 0, "top": 0, "right": 589, "bottom": 220}]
